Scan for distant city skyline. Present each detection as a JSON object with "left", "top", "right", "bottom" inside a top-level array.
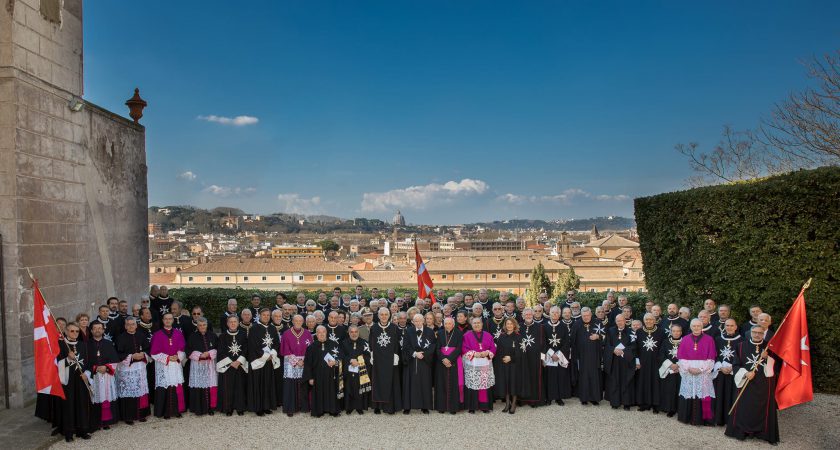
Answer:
[{"left": 84, "top": 1, "right": 840, "bottom": 224}]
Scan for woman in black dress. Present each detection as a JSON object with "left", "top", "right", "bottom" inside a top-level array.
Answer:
[{"left": 494, "top": 318, "right": 521, "bottom": 414}]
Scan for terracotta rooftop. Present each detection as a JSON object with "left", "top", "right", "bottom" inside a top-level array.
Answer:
[
  {"left": 425, "top": 257, "right": 569, "bottom": 272},
  {"left": 179, "top": 258, "right": 351, "bottom": 274},
  {"left": 584, "top": 234, "right": 640, "bottom": 248}
]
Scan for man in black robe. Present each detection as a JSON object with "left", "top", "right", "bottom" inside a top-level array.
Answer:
[
  {"left": 270, "top": 309, "right": 286, "bottom": 408},
  {"left": 486, "top": 303, "right": 506, "bottom": 342},
  {"left": 247, "top": 294, "right": 262, "bottom": 319},
  {"left": 151, "top": 285, "right": 173, "bottom": 325},
  {"left": 544, "top": 306, "right": 572, "bottom": 405},
  {"left": 435, "top": 317, "right": 463, "bottom": 414},
  {"left": 368, "top": 307, "right": 402, "bottom": 414},
  {"left": 571, "top": 308, "right": 603, "bottom": 405},
  {"left": 605, "top": 315, "right": 636, "bottom": 410},
  {"left": 518, "top": 308, "right": 546, "bottom": 407},
  {"left": 714, "top": 318, "right": 742, "bottom": 425},
  {"left": 303, "top": 326, "right": 343, "bottom": 417},
  {"left": 57, "top": 323, "right": 92, "bottom": 442},
  {"left": 341, "top": 325, "right": 371, "bottom": 414},
  {"left": 217, "top": 315, "right": 248, "bottom": 416},
  {"left": 659, "top": 323, "right": 682, "bottom": 417},
  {"left": 725, "top": 325, "right": 779, "bottom": 444},
  {"left": 220, "top": 298, "right": 240, "bottom": 331},
  {"left": 402, "top": 313, "right": 436, "bottom": 414},
  {"left": 90, "top": 305, "right": 120, "bottom": 343},
  {"left": 326, "top": 311, "right": 347, "bottom": 345},
  {"left": 636, "top": 313, "right": 665, "bottom": 413},
  {"left": 246, "top": 308, "right": 279, "bottom": 416},
  {"left": 114, "top": 317, "right": 151, "bottom": 423},
  {"left": 86, "top": 322, "right": 121, "bottom": 429},
  {"left": 664, "top": 303, "right": 688, "bottom": 338}
]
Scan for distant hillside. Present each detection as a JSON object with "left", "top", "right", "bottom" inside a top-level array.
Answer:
[{"left": 471, "top": 216, "right": 635, "bottom": 231}]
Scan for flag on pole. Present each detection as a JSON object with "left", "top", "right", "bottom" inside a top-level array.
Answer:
[
  {"left": 415, "top": 242, "right": 437, "bottom": 304},
  {"left": 767, "top": 282, "right": 813, "bottom": 410},
  {"left": 33, "top": 279, "right": 65, "bottom": 399}
]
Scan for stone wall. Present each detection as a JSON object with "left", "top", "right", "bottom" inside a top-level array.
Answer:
[{"left": 0, "top": 0, "right": 148, "bottom": 408}]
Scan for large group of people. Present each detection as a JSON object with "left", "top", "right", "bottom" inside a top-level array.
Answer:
[{"left": 35, "top": 285, "right": 780, "bottom": 444}]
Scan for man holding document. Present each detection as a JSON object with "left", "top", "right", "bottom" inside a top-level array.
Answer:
[
  {"left": 304, "top": 326, "right": 343, "bottom": 417},
  {"left": 544, "top": 306, "right": 571, "bottom": 406}
]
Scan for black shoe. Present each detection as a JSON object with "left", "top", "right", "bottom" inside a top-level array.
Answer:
[
  {"left": 502, "top": 404, "right": 510, "bottom": 413},
  {"left": 403, "top": 410, "right": 410, "bottom": 415},
  {"left": 264, "top": 409, "right": 272, "bottom": 415},
  {"left": 530, "top": 404, "right": 537, "bottom": 408},
  {"left": 652, "top": 408, "right": 659, "bottom": 414},
  {"left": 592, "top": 401, "right": 600, "bottom": 406},
  {"left": 51, "top": 428, "right": 61, "bottom": 436},
  {"left": 125, "top": 420, "right": 134, "bottom": 425},
  {"left": 469, "top": 410, "right": 475, "bottom": 414},
  {"left": 374, "top": 409, "right": 381, "bottom": 414},
  {"left": 237, "top": 411, "right": 244, "bottom": 416},
  {"left": 449, "top": 411, "right": 456, "bottom": 415},
  {"left": 623, "top": 406, "right": 631, "bottom": 411},
  {"left": 611, "top": 405, "right": 619, "bottom": 409},
  {"left": 65, "top": 436, "right": 74, "bottom": 442},
  {"left": 256, "top": 412, "right": 264, "bottom": 417},
  {"left": 226, "top": 412, "right": 233, "bottom": 417},
  {"left": 139, "top": 417, "right": 147, "bottom": 422},
  {"left": 78, "top": 433, "right": 91, "bottom": 440},
  {"left": 482, "top": 410, "right": 490, "bottom": 413},
  {"left": 556, "top": 399, "right": 564, "bottom": 406},
  {"left": 330, "top": 413, "right": 339, "bottom": 417},
  {"left": 422, "top": 409, "right": 429, "bottom": 414},
  {"left": 103, "top": 426, "right": 110, "bottom": 430},
  {"left": 286, "top": 413, "right": 293, "bottom": 417},
  {"left": 580, "top": 401, "right": 588, "bottom": 406},
  {"left": 357, "top": 409, "right": 364, "bottom": 415},
  {"left": 175, "top": 414, "right": 182, "bottom": 418},
  {"left": 667, "top": 412, "right": 676, "bottom": 417},
  {"left": 208, "top": 411, "right": 214, "bottom": 416}
]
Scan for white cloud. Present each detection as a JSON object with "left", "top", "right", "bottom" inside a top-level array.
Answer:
[
  {"left": 197, "top": 115, "right": 259, "bottom": 126},
  {"left": 497, "top": 189, "right": 630, "bottom": 205},
  {"left": 202, "top": 185, "right": 256, "bottom": 197},
  {"left": 361, "top": 178, "right": 489, "bottom": 212},
  {"left": 177, "top": 170, "right": 197, "bottom": 181},
  {"left": 277, "top": 193, "right": 322, "bottom": 215}
]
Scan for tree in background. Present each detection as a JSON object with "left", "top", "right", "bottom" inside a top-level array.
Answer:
[
  {"left": 525, "top": 262, "right": 552, "bottom": 307},
  {"left": 317, "top": 239, "right": 340, "bottom": 255},
  {"left": 554, "top": 267, "right": 581, "bottom": 300},
  {"left": 677, "top": 50, "right": 840, "bottom": 187}
]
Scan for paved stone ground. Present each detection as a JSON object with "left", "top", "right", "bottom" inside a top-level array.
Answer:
[{"left": 4, "top": 394, "right": 837, "bottom": 449}]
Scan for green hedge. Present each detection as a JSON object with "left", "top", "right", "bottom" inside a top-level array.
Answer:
[
  {"left": 170, "top": 287, "right": 648, "bottom": 328},
  {"left": 634, "top": 166, "right": 840, "bottom": 394}
]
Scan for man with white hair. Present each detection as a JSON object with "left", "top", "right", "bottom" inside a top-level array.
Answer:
[
  {"left": 477, "top": 288, "right": 490, "bottom": 316},
  {"left": 544, "top": 305, "right": 571, "bottom": 405},
  {"left": 635, "top": 313, "right": 664, "bottom": 413},
  {"left": 369, "top": 307, "right": 402, "bottom": 414},
  {"left": 604, "top": 315, "right": 636, "bottom": 410},
  {"left": 402, "top": 313, "right": 435, "bottom": 414},
  {"left": 519, "top": 308, "right": 546, "bottom": 407}
]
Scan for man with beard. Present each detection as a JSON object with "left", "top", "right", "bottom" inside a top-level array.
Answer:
[
  {"left": 246, "top": 308, "right": 280, "bottom": 416},
  {"left": 115, "top": 317, "right": 150, "bottom": 424},
  {"left": 247, "top": 294, "right": 262, "bottom": 319},
  {"left": 716, "top": 304, "right": 732, "bottom": 334},
  {"left": 704, "top": 298, "right": 719, "bottom": 325},
  {"left": 295, "top": 293, "right": 308, "bottom": 315},
  {"left": 304, "top": 326, "right": 343, "bottom": 417},
  {"left": 280, "top": 315, "right": 313, "bottom": 416},
  {"left": 725, "top": 326, "right": 779, "bottom": 444},
  {"left": 86, "top": 322, "right": 120, "bottom": 429},
  {"left": 664, "top": 303, "right": 689, "bottom": 338},
  {"left": 544, "top": 306, "right": 571, "bottom": 406},
  {"left": 571, "top": 307, "right": 602, "bottom": 405},
  {"left": 402, "top": 314, "right": 436, "bottom": 414},
  {"left": 518, "top": 308, "right": 546, "bottom": 407},
  {"left": 150, "top": 313, "right": 186, "bottom": 419},
  {"left": 477, "top": 288, "right": 491, "bottom": 318},
  {"left": 342, "top": 325, "right": 371, "bottom": 415},
  {"left": 187, "top": 317, "right": 218, "bottom": 415},
  {"left": 604, "top": 315, "right": 636, "bottom": 410},
  {"left": 368, "top": 307, "right": 402, "bottom": 414},
  {"left": 216, "top": 315, "right": 248, "bottom": 416},
  {"left": 714, "top": 318, "right": 743, "bottom": 426},
  {"left": 659, "top": 323, "right": 683, "bottom": 417}
]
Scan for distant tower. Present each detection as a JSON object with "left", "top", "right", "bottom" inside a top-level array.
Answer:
[
  {"left": 392, "top": 210, "right": 405, "bottom": 243},
  {"left": 590, "top": 224, "right": 601, "bottom": 241},
  {"left": 557, "top": 231, "right": 572, "bottom": 258}
]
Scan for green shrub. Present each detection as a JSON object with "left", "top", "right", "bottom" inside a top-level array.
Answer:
[{"left": 634, "top": 166, "right": 840, "bottom": 394}]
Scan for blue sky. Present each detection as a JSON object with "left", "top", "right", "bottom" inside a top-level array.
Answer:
[{"left": 83, "top": 1, "right": 840, "bottom": 224}]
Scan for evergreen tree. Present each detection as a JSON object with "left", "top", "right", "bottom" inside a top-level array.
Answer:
[
  {"left": 554, "top": 267, "right": 581, "bottom": 301},
  {"left": 526, "top": 262, "right": 552, "bottom": 307}
]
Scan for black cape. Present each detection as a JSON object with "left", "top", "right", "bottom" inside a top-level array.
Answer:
[
  {"left": 518, "top": 322, "right": 546, "bottom": 404},
  {"left": 341, "top": 338, "right": 372, "bottom": 413},
  {"left": 217, "top": 329, "right": 248, "bottom": 414},
  {"left": 246, "top": 322, "right": 279, "bottom": 413},
  {"left": 401, "top": 326, "right": 436, "bottom": 410},
  {"left": 544, "top": 321, "right": 572, "bottom": 401},
  {"left": 434, "top": 329, "right": 463, "bottom": 412},
  {"left": 570, "top": 320, "right": 603, "bottom": 403},
  {"left": 303, "top": 340, "right": 343, "bottom": 416},
  {"left": 604, "top": 327, "right": 636, "bottom": 407},
  {"left": 714, "top": 333, "right": 742, "bottom": 425},
  {"left": 725, "top": 340, "right": 779, "bottom": 444},
  {"left": 635, "top": 326, "right": 665, "bottom": 409},
  {"left": 368, "top": 323, "right": 402, "bottom": 413}
]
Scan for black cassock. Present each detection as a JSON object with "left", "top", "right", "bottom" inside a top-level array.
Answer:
[
  {"left": 369, "top": 323, "right": 403, "bottom": 413},
  {"left": 402, "top": 326, "right": 436, "bottom": 410},
  {"left": 186, "top": 330, "right": 218, "bottom": 415},
  {"left": 486, "top": 317, "right": 506, "bottom": 342},
  {"left": 570, "top": 320, "right": 603, "bottom": 403},
  {"left": 150, "top": 296, "right": 173, "bottom": 325},
  {"left": 216, "top": 329, "right": 248, "bottom": 415},
  {"left": 658, "top": 337, "right": 681, "bottom": 415},
  {"left": 713, "top": 333, "right": 742, "bottom": 426},
  {"left": 518, "top": 322, "right": 547, "bottom": 405},
  {"left": 604, "top": 327, "right": 636, "bottom": 408},
  {"left": 303, "top": 340, "right": 343, "bottom": 416},
  {"left": 493, "top": 332, "right": 521, "bottom": 400},
  {"left": 246, "top": 322, "right": 280, "bottom": 413},
  {"left": 435, "top": 329, "right": 463, "bottom": 413},
  {"left": 327, "top": 324, "right": 347, "bottom": 345},
  {"left": 635, "top": 326, "right": 665, "bottom": 410},
  {"left": 272, "top": 324, "right": 286, "bottom": 408},
  {"left": 85, "top": 337, "right": 121, "bottom": 429},
  {"left": 341, "top": 338, "right": 372, "bottom": 413},
  {"left": 114, "top": 331, "right": 151, "bottom": 421},
  {"left": 57, "top": 339, "right": 92, "bottom": 439},
  {"left": 725, "top": 340, "right": 779, "bottom": 444},
  {"left": 544, "top": 321, "right": 572, "bottom": 401}
]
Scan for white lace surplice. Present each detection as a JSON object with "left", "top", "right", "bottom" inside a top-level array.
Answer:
[
  {"left": 677, "top": 359, "right": 715, "bottom": 399},
  {"left": 152, "top": 351, "right": 185, "bottom": 388},
  {"left": 117, "top": 355, "right": 149, "bottom": 398},
  {"left": 189, "top": 350, "right": 218, "bottom": 389},
  {"left": 85, "top": 365, "right": 118, "bottom": 404}
]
